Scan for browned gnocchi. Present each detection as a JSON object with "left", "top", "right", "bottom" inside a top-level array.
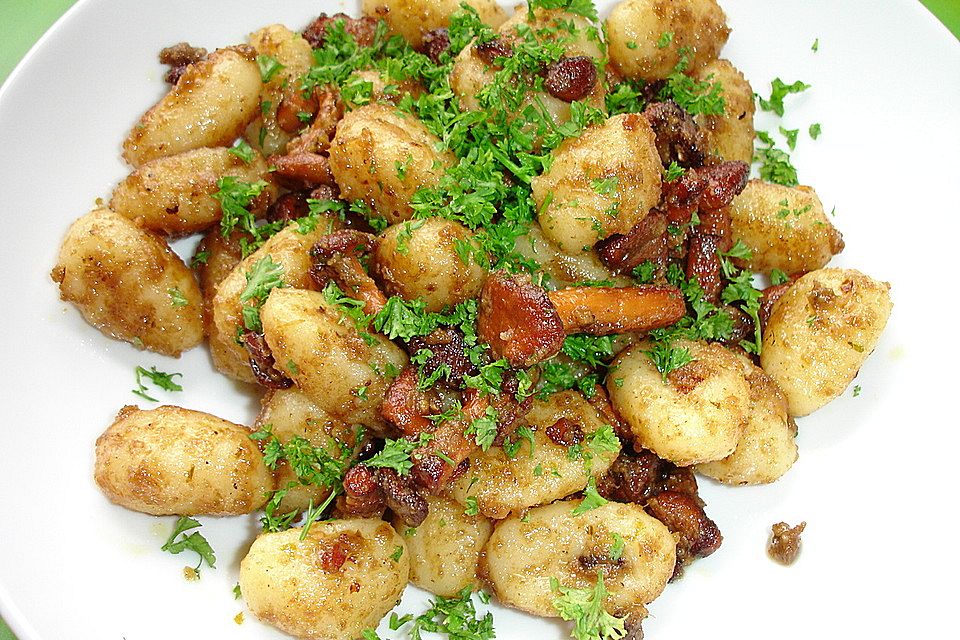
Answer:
[{"left": 94, "top": 405, "right": 272, "bottom": 515}]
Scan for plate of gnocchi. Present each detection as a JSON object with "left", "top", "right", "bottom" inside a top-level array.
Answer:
[{"left": 0, "top": 1, "right": 958, "bottom": 639}]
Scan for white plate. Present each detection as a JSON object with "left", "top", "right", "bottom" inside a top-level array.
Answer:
[{"left": 1, "top": 1, "right": 958, "bottom": 639}]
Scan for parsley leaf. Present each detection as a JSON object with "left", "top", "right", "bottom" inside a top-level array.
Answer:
[
  {"left": 365, "top": 433, "right": 433, "bottom": 475},
  {"left": 227, "top": 139, "right": 256, "bottom": 163},
  {"left": 239, "top": 256, "right": 285, "bottom": 332},
  {"left": 133, "top": 366, "right": 183, "bottom": 402},
  {"left": 646, "top": 340, "right": 693, "bottom": 382},
  {"left": 161, "top": 516, "right": 216, "bottom": 570},
  {"left": 758, "top": 78, "right": 811, "bottom": 117},
  {"left": 551, "top": 572, "right": 626, "bottom": 640},
  {"left": 256, "top": 54, "right": 285, "bottom": 83},
  {"left": 571, "top": 476, "right": 608, "bottom": 516},
  {"left": 465, "top": 405, "right": 499, "bottom": 451}
]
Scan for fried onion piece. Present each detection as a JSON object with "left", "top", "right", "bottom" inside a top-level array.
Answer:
[
  {"left": 548, "top": 285, "right": 686, "bottom": 335},
  {"left": 309, "top": 230, "right": 386, "bottom": 316}
]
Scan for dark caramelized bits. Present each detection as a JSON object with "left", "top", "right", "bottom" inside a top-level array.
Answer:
[
  {"left": 646, "top": 490, "right": 722, "bottom": 579},
  {"left": 337, "top": 465, "right": 385, "bottom": 519},
  {"left": 596, "top": 212, "right": 669, "bottom": 275},
  {"left": 598, "top": 448, "right": 722, "bottom": 578},
  {"left": 477, "top": 271, "right": 565, "bottom": 367},
  {"left": 265, "top": 192, "right": 311, "bottom": 224},
  {"left": 407, "top": 328, "right": 476, "bottom": 387},
  {"left": 419, "top": 28, "right": 451, "bottom": 64},
  {"left": 544, "top": 56, "right": 598, "bottom": 102},
  {"left": 545, "top": 418, "right": 584, "bottom": 447},
  {"left": 303, "top": 13, "right": 379, "bottom": 48},
  {"left": 159, "top": 42, "right": 207, "bottom": 85},
  {"left": 597, "top": 448, "right": 665, "bottom": 504},
  {"left": 768, "top": 521, "right": 806, "bottom": 565},
  {"left": 643, "top": 101, "right": 708, "bottom": 168},
  {"left": 474, "top": 37, "right": 514, "bottom": 65},
  {"left": 311, "top": 229, "right": 377, "bottom": 262},
  {"left": 243, "top": 331, "right": 293, "bottom": 389},
  {"left": 376, "top": 468, "right": 429, "bottom": 527},
  {"left": 318, "top": 533, "right": 353, "bottom": 572}
]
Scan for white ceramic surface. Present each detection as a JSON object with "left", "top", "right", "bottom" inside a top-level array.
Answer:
[{"left": 1, "top": 1, "right": 958, "bottom": 639}]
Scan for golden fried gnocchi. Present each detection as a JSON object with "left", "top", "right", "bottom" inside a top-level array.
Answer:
[
  {"left": 94, "top": 405, "right": 272, "bottom": 515},
  {"left": 606, "top": 0, "right": 729, "bottom": 81},
  {"left": 608, "top": 339, "right": 750, "bottom": 466},
  {"left": 532, "top": 114, "right": 663, "bottom": 254},
  {"left": 51, "top": 207, "right": 203, "bottom": 356},
  {"left": 123, "top": 46, "right": 262, "bottom": 167},
  {"left": 728, "top": 180, "right": 845, "bottom": 275},
  {"left": 696, "top": 354, "right": 798, "bottom": 484},
  {"left": 451, "top": 8, "right": 605, "bottom": 125},
  {"left": 693, "top": 59, "right": 756, "bottom": 164},
  {"left": 327, "top": 104, "right": 454, "bottom": 224},
  {"left": 363, "top": 0, "right": 507, "bottom": 49},
  {"left": 239, "top": 519, "right": 408, "bottom": 640},
  {"left": 373, "top": 218, "right": 487, "bottom": 312},
  {"left": 245, "top": 24, "right": 316, "bottom": 155},
  {"left": 393, "top": 494, "right": 493, "bottom": 596},
  {"left": 210, "top": 221, "right": 340, "bottom": 382},
  {"left": 447, "top": 390, "right": 621, "bottom": 519},
  {"left": 256, "top": 388, "right": 360, "bottom": 512},
  {"left": 481, "top": 500, "right": 675, "bottom": 618},
  {"left": 761, "top": 268, "right": 893, "bottom": 416},
  {"left": 260, "top": 288, "right": 408, "bottom": 431},
  {"left": 110, "top": 147, "right": 275, "bottom": 236}
]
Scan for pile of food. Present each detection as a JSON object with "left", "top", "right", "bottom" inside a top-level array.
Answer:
[{"left": 50, "top": 0, "right": 892, "bottom": 638}]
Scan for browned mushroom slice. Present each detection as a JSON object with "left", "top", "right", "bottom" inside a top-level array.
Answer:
[
  {"left": 477, "top": 271, "right": 566, "bottom": 368},
  {"left": 547, "top": 285, "right": 686, "bottom": 335}
]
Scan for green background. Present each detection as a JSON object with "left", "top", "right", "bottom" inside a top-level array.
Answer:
[{"left": 0, "top": 1, "right": 957, "bottom": 639}]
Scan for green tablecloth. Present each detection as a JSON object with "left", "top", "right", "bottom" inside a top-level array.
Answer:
[{"left": 0, "top": 2, "right": 957, "bottom": 640}]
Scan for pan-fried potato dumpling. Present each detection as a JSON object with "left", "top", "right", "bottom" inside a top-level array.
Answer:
[
  {"left": 110, "top": 147, "right": 275, "bottom": 236},
  {"left": 94, "top": 405, "right": 272, "bottom": 516},
  {"left": 210, "top": 220, "right": 341, "bottom": 382},
  {"left": 451, "top": 8, "right": 605, "bottom": 124},
  {"left": 123, "top": 46, "right": 262, "bottom": 167},
  {"left": 532, "top": 114, "right": 663, "bottom": 255},
  {"left": 447, "top": 390, "right": 621, "bottom": 519},
  {"left": 372, "top": 218, "right": 487, "bottom": 312},
  {"left": 696, "top": 355, "right": 798, "bottom": 484},
  {"left": 51, "top": 207, "right": 203, "bottom": 356},
  {"left": 256, "top": 388, "right": 360, "bottom": 512},
  {"left": 392, "top": 494, "right": 492, "bottom": 596},
  {"left": 260, "top": 288, "right": 408, "bottom": 432},
  {"left": 239, "top": 519, "right": 408, "bottom": 640},
  {"left": 608, "top": 339, "right": 750, "bottom": 466},
  {"left": 327, "top": 104, "right": 454, "bottom": 224},
  {"left": 693, "top": 59, "right": 755, "bottom": 164},
  {"left": 761, "top": 268, "right": 893, "bottom": 417},
  {"left": 362, "top": 0, "right": 507, "bottom": 49},
  {"left": 481, "top": 500, "right": 675, "bottom": 618},
  {"left": 728, "top": 181, "right": 844, "bottom": 275},
  {"left": 606, "top": 0, "right": 729, "bottom": 81},
  {"left": 245, "top": 24, "right": 315, "bottom": 156},
  {"left": 512, "top": 223, "right": 629, "bottom": 289}
]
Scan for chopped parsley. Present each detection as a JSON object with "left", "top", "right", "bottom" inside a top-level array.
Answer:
[
  {"left": 132, "top": 366, "right": 183, "bottom": 402},
  {"left": 161, "top": 516, "right": 216, "bottom": 570},
  {"left": 239, "top": 256, "right": 285, "bottom": 332},
  {"left": 256, "top": 54, "right": 285, "bottom": 83},
  {"left": 227, "top": 138, "right": 256, "bottom": 163},
  {"left": 551, "top": 572, "right": 626, "bottom": 640},
  {"left": 758, "top": 78, "right": 811, "bottom": 117},
  {"left": 365, "top": 433, "right": 433, "bottom": 475},
  {"left": 809, "top": 123, "right": 822, "bottom": 139},
  {"left": 213, "top": 177, "right": 277, "bottom": 256},
  {"left": 571, "top": 477, "right": 608, "bottom": 516},
  {"left": 167, "top": 287, "right": 188, "bottom": 308}
]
